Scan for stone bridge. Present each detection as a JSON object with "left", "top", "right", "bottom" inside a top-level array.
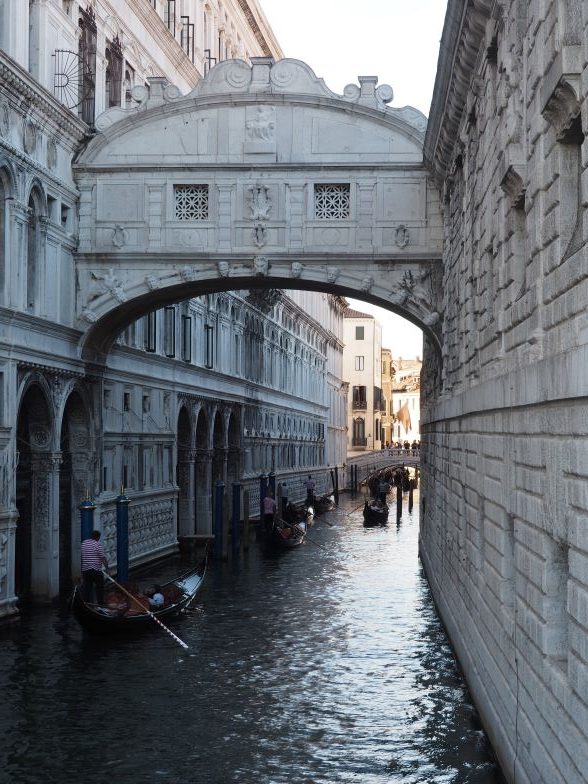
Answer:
[{"left": 73, "top": 57, "right": 443, "bottom": 362}]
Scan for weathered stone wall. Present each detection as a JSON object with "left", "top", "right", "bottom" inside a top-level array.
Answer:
[{"left": 422, "top": 0, "right": 588, "bottom": 781}]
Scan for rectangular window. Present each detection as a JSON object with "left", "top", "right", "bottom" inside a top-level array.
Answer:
[
  {"left": 174, "top": 185, "right": 209, "bottom": 220},
  {"left": 314, "top": 184, "right": 350, "bottom": 219},
  {"left": 181, "top": 315, "right": 192, "bottom": 362},
  {"left": 355, "top": 356, "right": 364, "bottom": 371},
  {"left": 123, "top": 391, "right": 131, "bottom": 412},
  {"left": 355, "top": 326, "right": 364, "bottom": 340},
  {"left": 78, "top": 6, "right": 97, "bottom": 125},
  {"left": 145, "top": 311, "right": 157, "bottom": 352},
  {"left": 164, "top": 305, "right": 176, "bottom": 357},
  {"left": 205, "top": 324, "right": 214, "bottom": 368}
]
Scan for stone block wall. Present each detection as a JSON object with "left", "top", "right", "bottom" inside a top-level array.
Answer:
[{"left": 422, "top": 0, "right": 588, "bottom": 781}]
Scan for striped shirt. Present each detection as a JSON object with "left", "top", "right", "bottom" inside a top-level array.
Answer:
[{"left": 81, "top": 538, "right": 107, "bottom": 571}]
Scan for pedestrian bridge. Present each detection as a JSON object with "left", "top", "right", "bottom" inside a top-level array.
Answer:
[{"left": 74, "top": 57, "right": 444, "bottom": 363}]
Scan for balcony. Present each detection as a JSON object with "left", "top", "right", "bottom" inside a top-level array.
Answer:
[
  {"left": 352, "top": 437, "right": 367, "bottom": 447},
  {"left": 352, "top": 400, "right": 367, "bottom": 410}
]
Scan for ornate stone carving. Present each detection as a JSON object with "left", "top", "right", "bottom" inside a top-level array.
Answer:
[
  {"left": 145, "top": 274, "right": 160, "bottom": 290},
  {"left": 178, "top": 265, "right": 197, "bottom": 282},
  {"left": 500, "top": 164, "right": 526, "bottom": 208},
  {"left": 253, "top": 224, "right": 267, "bottom": 247},
  {"left": 23, "top": 118, "right": 37, "bottom": 154},
  {"left": 248, "top": 183, "right": 271, "bottom": 220},
  {"left": 246, "top": 108, "right": 275, "bottom": 143},
  {"left": 360, "top": 275, "right": 374, "bottom": 293},
  {"left": 47, "top": 137, "right": 57, "bottom": 169},
  {"left": 290, "top": 262, "right": 303, "bottom": 278},
  {"left": 91, "top": 269, "right": 126, "bottom": 302},
  {"left": 31, "top": 426, "right": 50, "bottom": 448},
  {"left": 112, "top": 224, "right": 128, "bottom": 249},
  {"left": 541, "top": 77, "right": 582, "bottom": 141},
  {"left": 252, "top": 256, "right": 269, "bottom": 276},
  {"left": 0, "top": 101, "right": 9, "bottom": 138},
  {"left": 217, "top": 261, "right": 230, "bottom": 277},
  {"left": 81, "top": 308, "right": 98, "bottom": 323},
  {"left": 326, "top": 266, "right": 340, "bottom": 284},
  {"left": 395, "top": 225, "right": 410, "bottom": 249}
]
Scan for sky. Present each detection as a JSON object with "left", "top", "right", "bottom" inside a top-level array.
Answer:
[{"left": 260, "top": 0, "right": 448, "bottom": 359}]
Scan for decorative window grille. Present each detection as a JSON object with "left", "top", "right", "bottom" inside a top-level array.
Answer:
[
  {"left": 174, "top": 185, "right": 209, "bottom": 220},
  {"left": 314, "top": 184, "right": 350, "bottom": 219}
]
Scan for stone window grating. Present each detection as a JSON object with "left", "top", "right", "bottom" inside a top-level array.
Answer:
[
  {"left": 314, "top": 183, "right": 350, "bottom": 219},
  {"left": 174, "top": 184, "right": 209, "bottom": 220}
]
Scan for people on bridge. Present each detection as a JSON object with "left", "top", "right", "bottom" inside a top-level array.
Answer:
[{"left": 81, "top": 530, "right": 109, "bottom": 605}]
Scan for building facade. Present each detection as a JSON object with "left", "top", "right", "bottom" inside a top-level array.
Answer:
[
  {"left": 421, "top": 1, "right": 588, "bottom": 781},
  {"left": 0, "top": 2, "right": 348, "bottom": 617},
  {"left": 391, "top": 357, "right": 421, "bottom": 444},
  {"left": 343, "top": 309, "right": 383, "bottom": 452}
]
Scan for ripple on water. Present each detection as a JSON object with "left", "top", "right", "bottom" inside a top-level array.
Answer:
[{"left": 0, "top": 491, "right": 505, "bottom": 784}]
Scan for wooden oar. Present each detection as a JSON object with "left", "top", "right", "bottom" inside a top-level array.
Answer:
[
  {"left": 102, "top": 571, "right": 189, "bottom": 650},
  {"left": 280, "top": 519, "right": 329, "bottom": 552}
]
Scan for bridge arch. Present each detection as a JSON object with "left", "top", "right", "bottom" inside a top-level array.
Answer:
[{"left": 73, "top": 57, "right": 444, "bottom": 363}]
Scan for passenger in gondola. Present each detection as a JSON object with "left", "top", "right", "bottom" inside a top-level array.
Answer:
[
  {"left": 283, "top": 502, "right": 298, "bottom": 526},
  {"left": 148, "top": 585, "right": 165, "bottom": 608}
]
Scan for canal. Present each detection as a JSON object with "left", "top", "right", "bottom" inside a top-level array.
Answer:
[{"left": 0, "top": 492, "right": 505, "bottom": 784}]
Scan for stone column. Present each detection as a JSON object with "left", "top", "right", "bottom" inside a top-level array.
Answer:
[
  {"left": 195, "top": 449, "right": 213, "bottom": 535},
  {"left": 70, "top": 453, "right": 92, "bottom": 581},
  {"left": 177, "top": 448, "right": 196, "bottom": 536},
  {"left": 30, "top": 452, "right": 62, "bottom": 601},
  {"left": 0, "top": 509, "right": 19, "bottom": 619}
]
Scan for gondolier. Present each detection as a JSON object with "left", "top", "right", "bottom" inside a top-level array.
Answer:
[
  {"left": 303, "top": 475, "right": 316, "bottom": 504},
  {"left": 81, "top": 530, "right": 109, "bottom": 605}
]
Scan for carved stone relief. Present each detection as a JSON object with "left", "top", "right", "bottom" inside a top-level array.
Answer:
[
  {"left": 23, "top": 118, "right": 38, "bottom": 155},
  {"left": 0, "top": 101, "right": 10, "bottom": 138}
]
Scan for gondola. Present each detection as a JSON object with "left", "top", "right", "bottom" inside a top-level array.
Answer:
[
  {"left": 313, "top": 494, "right": 336, "bottom": 515},
  {"left": 72, "top": 559, "right": 207, "bottom": 635},
  {"left": 268, "top": 518, "right": 306, "bottom": 549},
  {"left": 363, "top": 499, "right": 389, "bottom": 526}
]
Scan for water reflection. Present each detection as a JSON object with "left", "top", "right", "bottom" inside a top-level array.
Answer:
[{"left": 0, "top": 492, "right": 505, "bottom": 784}]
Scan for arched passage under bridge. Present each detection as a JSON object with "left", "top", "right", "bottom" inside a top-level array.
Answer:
[{"left": 73, "top": 57, "right": 444, "bottom": 365}]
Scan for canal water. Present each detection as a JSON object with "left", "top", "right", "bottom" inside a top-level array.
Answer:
[{"left": 0, "top": 492, "right": 505, "bottom": 784}]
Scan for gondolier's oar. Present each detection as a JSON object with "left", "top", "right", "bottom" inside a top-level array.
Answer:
[{"left": 102, "top": 571, "right": 189, "bottom": 650}]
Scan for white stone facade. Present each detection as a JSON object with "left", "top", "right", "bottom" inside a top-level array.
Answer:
[
  {"left": 343, "top": 309, "right": 383, "bottom": 452},
  {"left": 422, "top": 1, "right": 588, "bottom": 782},
  {"left": 0, "top": 3, "right": 346, "bottom": 617}
]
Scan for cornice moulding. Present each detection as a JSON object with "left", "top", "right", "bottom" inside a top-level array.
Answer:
[
  {"left": 0, "top": 51, "right": 87, "bottom": 140},
  {"left": 424, "top": 0, "right": 494, "bottom": 179}
]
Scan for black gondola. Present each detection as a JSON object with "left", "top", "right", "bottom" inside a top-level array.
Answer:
[
  {"left": 313, "top": 494, "right": 336, "bottom": 514},
  {"left": 268, "top": 518, "right": 306, "bottom": 549},
  {"left": 72, "top": 560, "right": 206, "bottom": 635},
  {"left": 363, "top": 499, "right": 389, "bottom": 526}
]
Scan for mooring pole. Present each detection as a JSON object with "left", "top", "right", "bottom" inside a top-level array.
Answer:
[
  {"left": 396, "top": 484, "right": 402, "bottom": 523},
  {"left": 334, "top": 466, "right": 339, "bottom": 504},
  {"left": 408, "top": 483, "right": 414, "bottom": 513},
  {"left": 232, "top": 482, "right": 241, "bottom": 561},
  {"left": 259, "top": 473, "right": 267, "bottom": 525},
  {"left": 79, "top": 496, "right": 95, "bottom": 544},
  {"left": 243, "top": 490, "right": 250, "bottom": 552},
  {"left": 214, "top": 480, "right": 224, "bottom": 559},
  {"left": 115, "top": 489, "right": 130, "bottom": 583}
]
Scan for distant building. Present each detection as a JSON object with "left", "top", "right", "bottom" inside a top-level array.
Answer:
[
  {"left": 391, "top": 358, "right": 421, "bottom": 443},
  {"left": 381, "top": 348, "right": 394, "bottom": 446},
  {"left": 343, "top": 309, "right": 383, "bottom": 452}
]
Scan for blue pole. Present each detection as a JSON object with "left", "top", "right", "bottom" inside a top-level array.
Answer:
[
  {"left": 79, "top": 497, "right": 95, "bottom": 543},
  {"left": 214, "top": 480, "right": 224, "bottom": 559},
  {"left": 259, "top": 473, "right": 267, "bottom": 524},
  {"left": 116, "top": 490, "right": 130, "bottom": 583},
  {"left": 232, "top": 482, "right": 241, "bottom": 560}
]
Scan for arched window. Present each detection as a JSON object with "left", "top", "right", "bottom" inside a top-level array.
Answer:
[{"left": 105, "top": 36, "right": 123, "bottom": 108}]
